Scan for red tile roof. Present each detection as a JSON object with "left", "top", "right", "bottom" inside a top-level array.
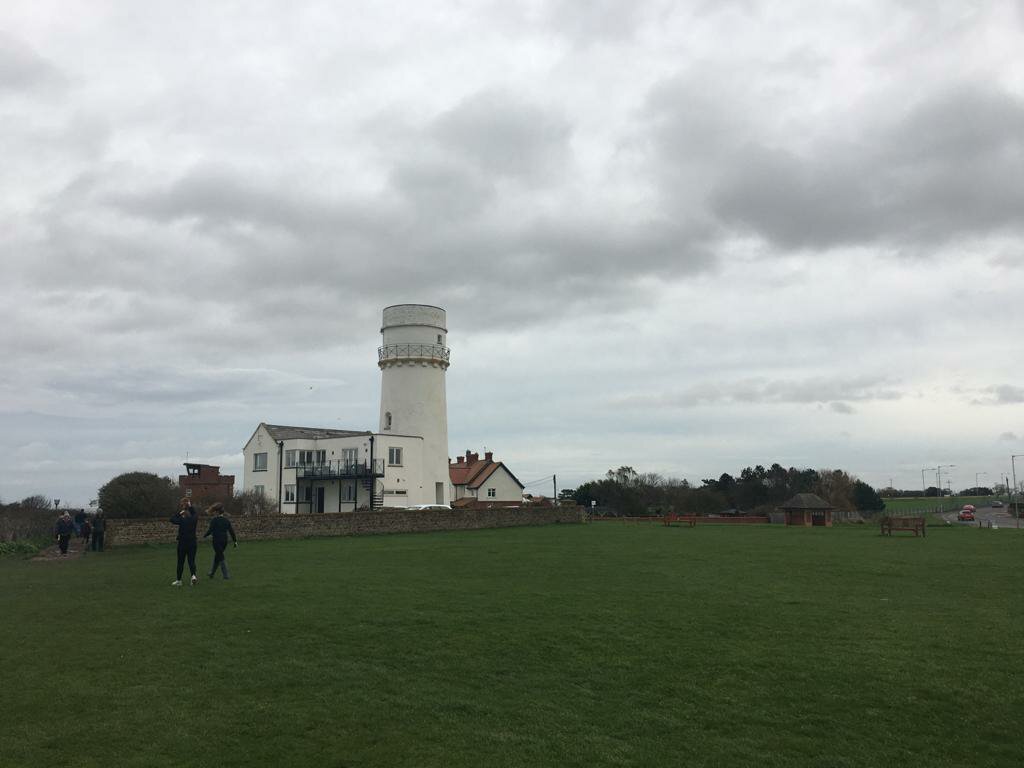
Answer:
[{"left": 448, "top": 450, "right": 523, "bottom": 489}]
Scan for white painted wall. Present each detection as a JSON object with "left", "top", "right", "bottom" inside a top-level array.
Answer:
[
  {"left": 378, "top": 304, "right": 449, "bottom": 506},
  {"left": 475, "top": 466, "right": 524, "bottom": 502}
]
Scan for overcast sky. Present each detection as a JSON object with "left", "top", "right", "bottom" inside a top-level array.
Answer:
[{"left": 2, "top": 1, "right": 1023, "bottom": 507}]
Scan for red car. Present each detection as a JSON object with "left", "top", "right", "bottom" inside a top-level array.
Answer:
[{"left": 957, "top": 508, "right": 975, "bottom": 521}]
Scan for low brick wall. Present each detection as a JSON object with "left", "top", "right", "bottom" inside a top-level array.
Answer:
[{"left": 105, "top": 506, "right": 583, "bottom": 546}]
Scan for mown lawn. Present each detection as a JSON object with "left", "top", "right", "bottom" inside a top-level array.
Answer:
[{"left": 2, "top": 523, "right": 1022, "bottom": 767}]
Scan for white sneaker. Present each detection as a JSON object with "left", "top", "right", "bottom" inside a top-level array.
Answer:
[
  {"left": 171, "top": 580, "right": 182, "bottom": 586},
  {"left": 190, "top": 575, "right": 198, "bottom": 586}
]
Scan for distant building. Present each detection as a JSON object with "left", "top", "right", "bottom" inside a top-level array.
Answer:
[
  {"left": 179, "top": 463, "right": 235, "bottom": 503},
  {"left": 449, "top": 450, "right": 524, "bottom": 503},
  {"left": 242, "top": 304, "right": 452, "bottom": 513}
]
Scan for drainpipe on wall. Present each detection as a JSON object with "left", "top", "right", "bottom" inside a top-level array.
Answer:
[
  {"left": 277, "top": 441, "right": 284, "bottom": 514},
  {"left": 369, "top": 434, "right": 375, "bottom": 510}
]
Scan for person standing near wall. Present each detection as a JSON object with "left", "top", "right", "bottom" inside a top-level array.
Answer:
[
  {"left": 91, "top": 512, "right": 105, "bottom": 552},
  {"left": 169, "top": 499, "right": 199, "bottom": 586},
  {"left": 203, "top": 503, "right": 237, "bottom": 579},
  {"left": 54, "top": 511, "right": 74, "bottom": 556}
]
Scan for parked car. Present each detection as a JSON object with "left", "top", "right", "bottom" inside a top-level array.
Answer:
[
  {"left": 957, "top": 509, "right": 975, "bottom": 521},
  {"left": 991, "top": 500, "right": 1004, "bottom": 508}
]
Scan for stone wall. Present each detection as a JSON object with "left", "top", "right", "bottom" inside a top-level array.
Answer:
[{"left": 105, "top": 506, "right": 583, "bottom": 546}]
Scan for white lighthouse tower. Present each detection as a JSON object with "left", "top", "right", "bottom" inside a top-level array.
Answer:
[{"left": 378, "top": 304, "right": 450, "bottom": 505}]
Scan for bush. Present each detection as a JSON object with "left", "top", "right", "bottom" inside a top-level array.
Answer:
[
  {"left": 98, "top": 472, "right": 180, "bottom": 518},
  {"left": 0, "top": 537, "right": 50, "bottom": 557}
]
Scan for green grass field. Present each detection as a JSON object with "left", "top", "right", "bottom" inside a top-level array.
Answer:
[
  {"left": 3, "top": 524, "right": 1023, "bottom": 767},
  {"left": 882, "top": 496, "right": 1005, "bottom": 515}
]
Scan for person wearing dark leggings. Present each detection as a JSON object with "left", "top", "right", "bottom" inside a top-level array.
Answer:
[
  {"left": 203, "top": 502, "right": 237, "bottom": 579},
  {"left": 169, "top": 499, "right": 199, "bottom": 586}
]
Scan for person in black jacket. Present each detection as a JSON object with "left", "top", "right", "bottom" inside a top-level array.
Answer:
[
  {"left": 169, "top": 498, "right": 200, "bottom": 586},
  {"left": 91, "top": 512, "right": 106, "bottom": 552},
  {"left": 54, "top": 512, "right": 74, "bottom": 556},
  {"left": 203, "top": 502, "right": 237, "bottom": 579}
]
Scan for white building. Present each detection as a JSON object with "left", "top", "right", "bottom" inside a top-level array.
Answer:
[
  {"left": 449, "top": 450, "right": 525, "bottom": 503},
  {"left": 242, "top": 304, "right": 452, "bottom": 513}
]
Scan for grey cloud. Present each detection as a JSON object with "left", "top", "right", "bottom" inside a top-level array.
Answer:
[
  {"left": 0, "top": 33, "right": 66, "bottom": 92},
  {"left": 999, "top": 432, "right": 1018, "bottom": 441},
  {"left": 546, "top": 0, "right": 652, "bottom": 43},
  {"left": 710, "top": 84, "right": 1024, "bottom": 249},
  {"left": 431, "top": 89, "right": 572, "bottom": 183},
  {"left": 971, "top": 385, "right": 1024, "bottom": 406},
  {"left": 614, "top": 375, "right": 904, "bottom": 409}
]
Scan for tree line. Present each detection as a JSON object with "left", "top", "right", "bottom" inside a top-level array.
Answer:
[{"left": 563, "top": 464, "right": 885, "bottom": 517}]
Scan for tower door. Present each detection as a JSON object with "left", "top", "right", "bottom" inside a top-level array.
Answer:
[
  {"left": 435, "top": 482, "right": 444, "bottom": 505},
  {"left": 315, "top": 487, "right": 325, "bottom": 514}
]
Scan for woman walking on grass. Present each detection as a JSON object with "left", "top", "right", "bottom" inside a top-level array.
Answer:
[
  {"left": 169, "top": 498, "right": 199, "bottom": 586},
  {"left": 203, "top": 503, "right": 237, "bottom": 579}
]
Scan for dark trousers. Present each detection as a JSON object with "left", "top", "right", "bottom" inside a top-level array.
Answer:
[
  {"left": 57, "top": 534, "right": 70, "bottom": 554},
  {"left": 176, "top": 540, "right": 198, "bottom": 580},
  {"left": 210, "top": 540, "right": 229, "bottom": 578},
  {"left": 92, "top": 532, "right": 104, "bottom": 551}
]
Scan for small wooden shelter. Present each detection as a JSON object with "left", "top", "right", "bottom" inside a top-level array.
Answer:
[{"left": 779, "top": 493, "right": 834, "bottom": 527}]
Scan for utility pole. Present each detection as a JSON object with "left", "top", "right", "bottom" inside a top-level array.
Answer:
[
  {"left": 1012, "top": 456, "right": 1022, "bottom": 529},
  {"left": 553, "top": 474, "right": 558, "bottom": 504}
]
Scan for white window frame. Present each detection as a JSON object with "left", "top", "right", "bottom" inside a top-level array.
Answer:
[
  {"left": 342, "top": 448, "right": 358, "bottom": 468},
  {"left": 342, "top": 483, "right": 355, "bottom": 502},
  {"left": 254, "top": 485, "right": 265, "bottom": 497},
  {"left": 388, "top": 447, "right": 403, "bottom": 466},
  {"left": 284, "top": 485, "right": 296, "bottom": 502},
  {"left": 284, "top": 450, "right": 297, "bottom": 468},
  {"left": 253, "top": 452, "right": 268, "bottom": 472},
  {"left": 487, "top": 488, "right": 496, "bottom": 498}
]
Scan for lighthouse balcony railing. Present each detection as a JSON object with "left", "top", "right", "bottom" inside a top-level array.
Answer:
[
  {"left": 295, "top": 459, "right": 384, "bottom": 480},
  {"left": 378, "top": 343, "right": 450, "bottom": 364}
]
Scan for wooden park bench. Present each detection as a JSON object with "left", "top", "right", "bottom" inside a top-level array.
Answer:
[
  {"left": 880, "top": 516, "right": 926, "bottom": 537},
  {"left": 662, "top": 512, "right": 696, "bottom": 527}
]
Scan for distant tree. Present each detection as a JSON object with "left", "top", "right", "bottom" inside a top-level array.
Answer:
[
  {"left": 98, "top": 472, "right": 179, "bottom": 518},
  {"left": 18, "top": 495, "right": 52, "bottom": 511},
  {"left": 852, "top": 481, "right": 885, "bottom": 512},
  {"left": 558, "top": 488, "right": 576, "bottom": 501},
  {"left": 923, "top": 486, "right": 940, "bottom": 498},
  {"left": 222, "top": 488, "right": 277, "bottom": 517}
]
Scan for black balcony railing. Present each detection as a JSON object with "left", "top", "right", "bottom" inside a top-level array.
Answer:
[
  {"left": 294, "top": 459, "right": 384, "bottom": 479},
  {"left": 378, "top": 343, "right": 450, "bottom": 364}
]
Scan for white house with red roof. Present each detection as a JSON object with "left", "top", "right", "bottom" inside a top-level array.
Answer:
[{"left": 449, "top": 450, "right": 525, "bottom": 503}]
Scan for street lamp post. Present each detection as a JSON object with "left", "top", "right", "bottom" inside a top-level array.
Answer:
[{"left": 936, "top": 465, "right": 955, "bottom": 511}]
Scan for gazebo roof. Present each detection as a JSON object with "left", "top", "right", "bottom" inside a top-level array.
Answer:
[{"left": 779, "top": 493, "right": 833, "bottom": 510}]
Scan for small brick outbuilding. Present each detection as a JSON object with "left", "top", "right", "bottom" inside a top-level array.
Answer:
[{"left": 779, "top": 493, "right": 834, "bottom": 527}]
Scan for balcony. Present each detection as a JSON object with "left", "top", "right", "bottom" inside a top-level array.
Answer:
[
  {"left": 294, "top": 459, "right": 384, "bottom": 480},
  {"left": 378, "top": 343, "right": 450, "bottom": 366}
]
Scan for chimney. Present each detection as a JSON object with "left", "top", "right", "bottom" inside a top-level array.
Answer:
[
  {"left": 456, "top": 456, "right": 464, "bottom": 464},
  {"left": 465, "top": 450, "right": 472, "bottom": 462},
  {"left": 484, "top": 451, "right": 493, "bottom": 462},
  {"left": 470, "top": 452, "right": 479, "bottom": 463}
]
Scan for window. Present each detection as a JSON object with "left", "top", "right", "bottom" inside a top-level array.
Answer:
[
  {"left": 388, "top": 447, "right": 403, "bottom": 466},
  {"left": 384, "top": 489, "right": 408, "bottom": 496},
  {"left": 342, "top": 448, "right": 358, "bottom": 467},
  {"left": 384, "top": 412, "right": 392, "bottom": 430},
  {"left": 298, "top": 450, "right": 325, "bottom": 466},
  {"left": 342, "top": 484, "right": 355, "bottom": 501},
  {"left": 437, "top": 334, "right": 442, "bottom": 344},
  {"left": 253, "top": 452, "right": 268, "bottom": 472},
  {"left": 254, "top": 485, "right": 265, "bottom": 497},
  {"left": 487, "top": 488, "right": 496, "bottom": 498},
  {"left": 284, "top": 450, "right": 297, "bottom": 468},
  {"left": 304, "top": 487, "right": 312, "bottom": 502},
  {"left": 284, "top": 485, "right": 296, "bottom": 502}
]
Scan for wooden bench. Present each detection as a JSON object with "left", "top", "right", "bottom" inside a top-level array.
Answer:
[
  {"left": 880, "top": 516, "right": 926, "bottom": 537},
  {"left": 662, "top": 513, "right": 696, "bottom": 527}
]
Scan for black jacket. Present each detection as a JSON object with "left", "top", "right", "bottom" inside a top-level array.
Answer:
[
  {"left": 54, "top": 518, "right": 74, "bottom": 537},
  {"left": 203, "top": 515, "right": 237, "bottom": 544},
  {"left": 170, "top": 509, "right": 199, "bottom": 542}
]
